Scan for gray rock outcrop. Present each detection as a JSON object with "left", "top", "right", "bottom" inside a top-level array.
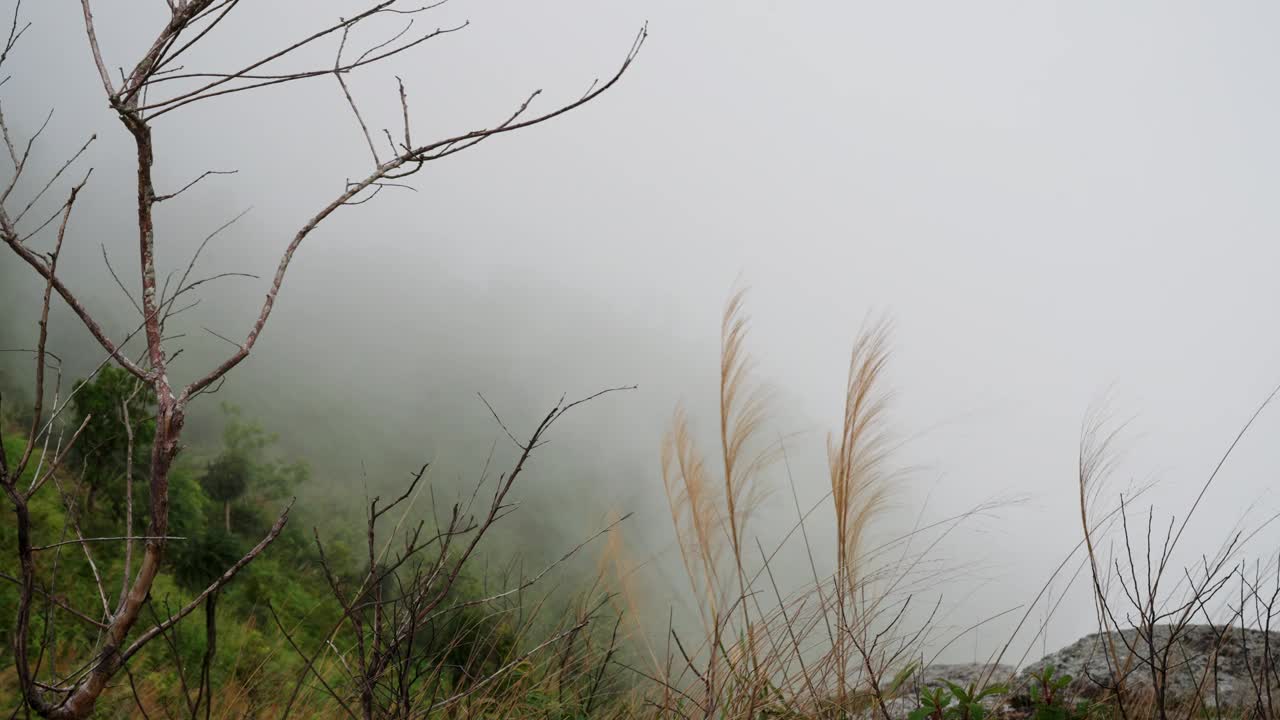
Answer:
[
  {"left": 876, "top": 625, "right": 1280, "bottom": 717},
  {"left": 1017, "top": 624, "right": 1280, "bottom": 710}
]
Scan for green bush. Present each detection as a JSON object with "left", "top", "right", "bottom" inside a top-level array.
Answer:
[
  {"left": 67, "top": 365, "right": 156, "bottom": 517},
  {"left": 1026, "top": 665, "right": 1097, "bottom": 720},
  {"left": 909, "top": 681, "right": 1007, "bottom": 720}
]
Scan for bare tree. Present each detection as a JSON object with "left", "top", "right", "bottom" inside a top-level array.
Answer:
[{"left": 0, "top": 1, "right": 644, "bottom": 717}]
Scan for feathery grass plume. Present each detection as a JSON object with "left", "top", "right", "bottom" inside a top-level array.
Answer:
[
  {"left": 597, "top": 509, "right": 661, "bottom": 673},
  {"left": 829, "top": 316, "right": 894, "bottom": 597},
  {"left": 719, "top": 289, "right": 773, "bottom": 584},
  {"left": 717, "top": 289, "right": 775, "bottom": 704},
  {"left": 662, "top": 406, "right": 725, "bottom": 632},
  {"left": 826, "top": 316, "right": 897, "bottom": 712},
  {"left": 659, "top": 290, "right": 775, "bottom": 713}
]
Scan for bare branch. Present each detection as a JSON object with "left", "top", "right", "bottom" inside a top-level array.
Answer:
[
  {"left": 152, "top": 168, "right": 237, "bottom": 202},
  {"left": 119, "top": 386, "right": 140, "bottom": 611},
  {"left": 1, "top": 0, "right": 31, "bottom": 75},
  {"left": 137, "top": 5, "right": 468, "bottom": 118},
  {"left": 1, "top": 106, "right": 52, "bottom": 205},
  {"left": 202, "top": 325, "right": 242, "bottom": 349},
  {"left": 432, "top": 512, "right": 633, "bottom": 617},
  {"left": 101, "top": 244, "right": 143, "bottom": 317},
  {"left": 396, "top": 75, "right": 411, "bottom": 149},
  {"left": 333, "top": 58, "right": 380, "bottom": 166},
  {"left": 160, "top": 205, "right": 252, "bottom": 326},
  {"left": 3, "top": 228, "right": 151, "bottom": 381},
  {"left": 13, "top": 134, "right": 96, "bottom": 226},
  {"left": 477, "top": 392, "right": 524, "bottom": 449},
  {"left": 47, "top": 472, "right": 111, "bottom": 619},
  {"left": 153, "top": 0, "right": 241, "bottom": 76},
  {"left": 32, "top": 536, "right": 185, "bottom": 552},
  {"left": 182, "top": 26, "right": 646, "bottom": 399},
  {"left": 79, "top": 1, "right": 116, "bottom": 98},
  {"left": 13, "top": 174, "right": 90, "bottom": 479}
]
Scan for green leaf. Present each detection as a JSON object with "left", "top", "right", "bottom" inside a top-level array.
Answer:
[
  {"left": 943, "top": 680, "right": 970, "bottom": 702},
  {"left": 890, "top": 661, "right": 920, "bottom": 694},
  {"left": 977, "top": 684, "right": 1008, "bottom": 700}
]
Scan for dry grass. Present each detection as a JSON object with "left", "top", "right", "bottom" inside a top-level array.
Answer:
[
  {"left": 829, "top": 317, "right": 894, "bottom": 597},
  {"left": 650, "top": 292, "right": 920, "bottom": 719},
  {"left": 659, "top": 288, "right": 776, "bottom": 714}
]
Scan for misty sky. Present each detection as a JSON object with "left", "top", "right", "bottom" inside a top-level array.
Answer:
[{"left": 4, "top": 2, "right": 1280, "bottom": 662}]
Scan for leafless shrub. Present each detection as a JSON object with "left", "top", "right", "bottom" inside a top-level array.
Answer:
[
  {"left": 1072, "top": 386, "right": 1280, "bottom": 719},
  {"left": 270, "top": 387, "right": 633, "bottom": 719}
]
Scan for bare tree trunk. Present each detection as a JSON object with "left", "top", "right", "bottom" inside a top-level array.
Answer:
[{"left": 51, "top": 409, "right": 182, "bottom": 718}]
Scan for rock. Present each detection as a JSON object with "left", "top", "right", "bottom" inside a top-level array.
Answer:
[
  {"left": 915, "top": 662, "right": 1016, "bottom": 692},
  {"left": 854, "top": 625, "right": 1279, "bottom": 717},
  {"left": 1018, "top": 624, "right": 1280, "bottom": 710}
]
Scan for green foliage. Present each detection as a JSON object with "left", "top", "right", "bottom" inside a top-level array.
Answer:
[
  {"left": 903, "top": 667, "right": 1102, "bottom": 720},
  {"left": 947, "top": 681, "right": 1008, "bottom": 720},
  {"left": 167, "top": 465, "right": 211, "bottom": 537},
  {"left": 0, "top": 364, "right": 31, "bottom": 429},
  {"left": 68, "top": 365, "right": 156, "bottom": 514},
  {"left": 910, "top": 687, "right": 955, "bottom": 720},
  {"left": 909, "top": 681, "right": 1007, "bottom": 720},
  {"left": 0, "top": 435, "right": 71, "bottom": 651},
  {"left": 201, "top": 451, "right": 250, "bottom": 532},
  {"left": 889, "top": 661, "right": 921, "bottom": 696},
  {"left": 215, "top": 403, "right": 308, "bottom": 511},
  {"left": 201, "top": 453, "right": 250, "bottom": 505},
  {"left": 173, "top": 528, "right": 243, "bottom": 592},
  {"left": 186, "top": 405, "right": 309, "bottom": 536},
  {"left": 1027, "top": 665, "right": 1097, "bottom": 720},
  {"left": 1, "top": 400, "right": 325, "bottom": 714},
  {"left": 219, "top": 402, "right": 276, "bottom": 457}
]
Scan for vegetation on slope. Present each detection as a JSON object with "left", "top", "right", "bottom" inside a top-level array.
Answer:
[{"left": 0, "top": 368, "right": 632, "bottom": 718}]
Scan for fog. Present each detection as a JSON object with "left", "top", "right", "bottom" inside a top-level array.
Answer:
[{"left": 4, "top": 1, "right": 1280, "bottom": 663}]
